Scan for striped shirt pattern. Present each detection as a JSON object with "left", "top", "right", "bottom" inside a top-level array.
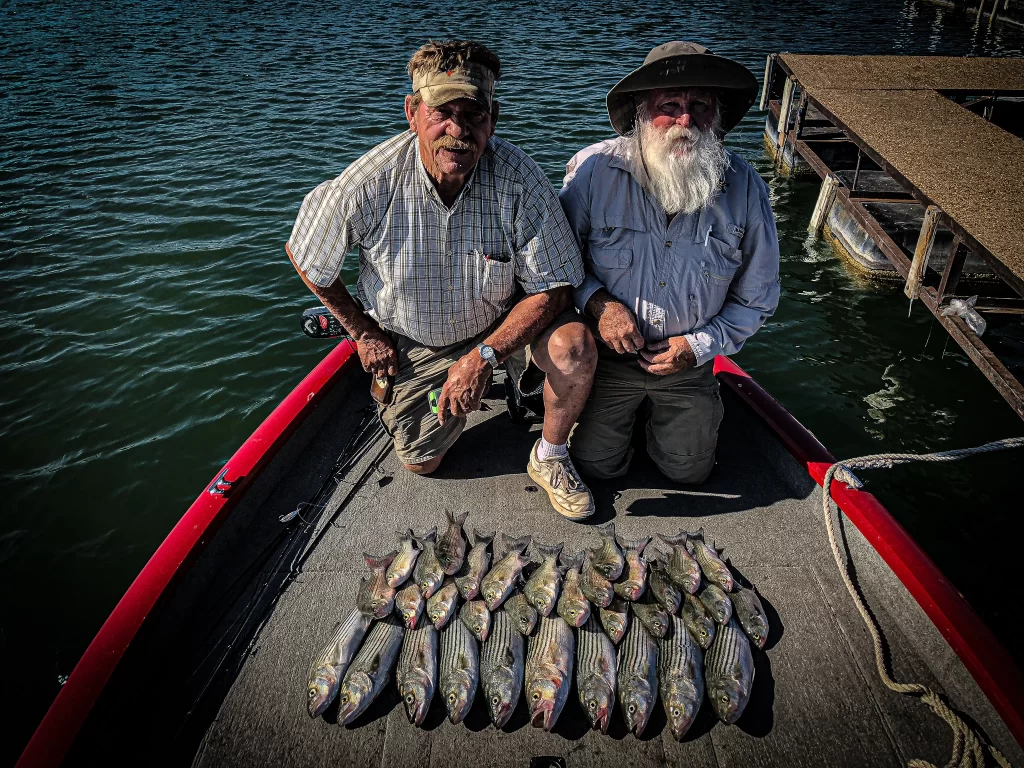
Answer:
[{"left": 289, "top": 131, "right": 585, "bottom": 347}]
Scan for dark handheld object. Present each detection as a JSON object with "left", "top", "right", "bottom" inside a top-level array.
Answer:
[{"left": 301, "top": 306, "right": 347, "bottom": 339}]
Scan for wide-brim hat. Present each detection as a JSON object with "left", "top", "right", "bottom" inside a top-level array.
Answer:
[{"left": 607, "top": 41, "right": 759, "bottom": 136}]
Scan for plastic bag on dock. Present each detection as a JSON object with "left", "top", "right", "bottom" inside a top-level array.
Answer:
[{"left": 940, "top": 295, "right": 986, "bottom": 337}]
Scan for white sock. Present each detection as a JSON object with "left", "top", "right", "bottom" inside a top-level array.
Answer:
[{"left": 537, "top": 437, "right": 568, "bottom": 461}]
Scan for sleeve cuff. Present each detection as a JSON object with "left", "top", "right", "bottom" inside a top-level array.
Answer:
[
  {"left": 684, "top": 330, "right": 719, "bottom": 368},
  {"left": 574, "top": 275, "right": 604, "bottom": 313}
]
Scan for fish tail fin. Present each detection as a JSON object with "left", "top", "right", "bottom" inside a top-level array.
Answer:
[
  {"left": 416, "top": 527, "right": 438, "bottom": 545},
  {"left": 658, "top": 530, "right": 689, "bottom": 547},
  {"left": 473, "top": 529, "right": 495, "bottom": 546},
  {"left": 691, "top": 527, "right": 706, "bottom": 543},
  {"left": 615, "top": 535, "right": 651, "bottom": 554},
  {"left": 454, "top": 510, "right": 470, "bottom": 526},
  {"left": 559, "top": 550, "right": 585, "bottom": 570},
  {"left": 595, "top": 521, "right": 616, "bottom": 539},
  {"left": 533, "top": 541, "right": 563, "bottom": 561},
  {"left": 504, "top": 533, "right": 531, "bottom": 555},
  {"left": 364, "top": 551, "right": 397, "bottom": 570}
]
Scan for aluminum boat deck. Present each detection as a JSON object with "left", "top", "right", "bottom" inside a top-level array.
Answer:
[{"left": 159, "top": 369, "right": 1021, "bottom": 767}]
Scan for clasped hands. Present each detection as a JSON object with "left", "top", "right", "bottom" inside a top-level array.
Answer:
[{"left": 590, "top": 294, "right": 696, "bottom": 375}]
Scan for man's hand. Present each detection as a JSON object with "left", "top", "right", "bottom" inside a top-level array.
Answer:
[
  {"left": 437, "top": 350, "right": 491, "bottom": 424},
  {"left": 354, "top": 327, "right": 398, "bottom": 379},
  {"left": 639, "top": 336, "right": 697, "bottom": 376},
  {"left": 587, "top": 292, "right": 645, "bottom": 354}
]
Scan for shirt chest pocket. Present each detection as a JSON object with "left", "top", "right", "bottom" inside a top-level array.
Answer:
[{"left": 589, "top": 214, "right": 644, "bottom": 269}]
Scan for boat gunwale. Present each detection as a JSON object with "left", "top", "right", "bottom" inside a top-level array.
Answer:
[
  {"left": 17, "top": 348, "right": 1022, "bottom": 765},
  {"left": 15, "top": 338, "right": 361, "bottom": 768}
]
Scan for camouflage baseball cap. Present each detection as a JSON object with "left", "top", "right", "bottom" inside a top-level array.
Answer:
[{"left": 412, "top": 61, "right": 495, "bottom": 110}]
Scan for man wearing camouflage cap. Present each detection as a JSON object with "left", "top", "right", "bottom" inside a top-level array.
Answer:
[
  {"left": 288, "top": 40, "right": 598, "bottom": 520},
  {"left": 561, "top": 42, "right": 781, "bottom": 484}
]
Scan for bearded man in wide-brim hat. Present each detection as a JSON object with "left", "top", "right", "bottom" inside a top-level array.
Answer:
[{"left": 560, "top": 42, "right": 781, "bottom": 484}]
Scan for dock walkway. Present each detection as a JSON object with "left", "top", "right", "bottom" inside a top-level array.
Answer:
[{"left": 764, "top": 53, "right": 1024, "bottom": 418}]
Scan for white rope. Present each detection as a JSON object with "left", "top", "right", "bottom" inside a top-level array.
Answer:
[{"left": 822, "top": 437, "right": 1024, "bottom": 768}]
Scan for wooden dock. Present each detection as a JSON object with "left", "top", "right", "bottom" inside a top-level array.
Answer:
[{"left": 762, "top": 53, "right": 1024, "bottom": 419}]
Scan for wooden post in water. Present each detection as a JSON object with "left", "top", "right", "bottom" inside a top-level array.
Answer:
[
  {"left": 775, "top": 77, "right": 796, "bottom": 165},
  {"left": 904, "top": 206, "right": 942, "bottom": 300},
  {"left": 759, "top": 54, "right": 774, "bottom": 111},
  {"left": 808, "top": 174, "right": 840, "bottom": 236}
]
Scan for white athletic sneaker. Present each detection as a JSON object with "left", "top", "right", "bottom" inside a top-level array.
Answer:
[{"left": 526, "top": 439, "right": 596, "bottom": 521}]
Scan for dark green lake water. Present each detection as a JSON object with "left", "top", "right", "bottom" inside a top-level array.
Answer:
[{"left": 2, "top": 0, "right": 1023, "bottom": 760}]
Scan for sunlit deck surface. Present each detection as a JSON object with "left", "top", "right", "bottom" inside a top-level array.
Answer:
[{"left": 145, "top": 371, "right": 1020, "bottom": 768}]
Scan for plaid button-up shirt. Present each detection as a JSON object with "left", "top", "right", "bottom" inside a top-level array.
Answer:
[{"left": 288, "top": 131, "right": 584, "bottom": 347}]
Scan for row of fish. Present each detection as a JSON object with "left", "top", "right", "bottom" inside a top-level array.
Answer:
[{"left": 307, "top": 514, "right": 768, "bottom": 739}]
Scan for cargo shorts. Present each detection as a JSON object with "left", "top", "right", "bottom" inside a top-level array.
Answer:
[
  {"left": 378, "top": 310, "right": 576, "bottom": 465},
  {"left": 568, "top": 344, "right": 723, "bottom": 483}
]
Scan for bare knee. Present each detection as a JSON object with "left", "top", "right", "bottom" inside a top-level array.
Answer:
[
  {"left": 547, "top": 323, "right": 597, "bottom": 375},
  {"left": 403, "top": 454, "right": 445, "bottom": 475}
]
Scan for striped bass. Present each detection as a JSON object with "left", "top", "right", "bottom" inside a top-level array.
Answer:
[
  {"left": 337, "top": 615, "right": 404, "bottom": 725},
  {"left": 633, "top": 600, "right": 669, "bottom": 638},
  {"left": 506, "top": 589, "right": 538, "bottom": 636},
  {"left": 436, "top": 510, "right": 469, "bottom": 576},
  {"left": 613, "top": 535, "right": 651, "bottom": 601},
  {"left": 386, "top": 529, "right": 420, "bottom": 588},
  {"left": 556, "top": 550, "right": 590, "bottom": 627},
  {"left": 731, "top": 581, "right": 770, "bottom": 649},
  {"left": 647, "top": 557, "right": 682, "bottom": 614},
  {"left": 481, "top": 534, "right": 531, "bottom": 610},
  {"left": 396, "top": 624, "right": 437, "bottom": 726},
  {"left": 698, "top": 582, "right": 733, "bottom": 626},
  {"left": 305, "top": 609, "right": 374, "bottom": 718},
  {"left": 705, "top": 615, "right": 755, "bottom": 724},
  {"left": 580, "top": 551, "right": 614, "bottom": 608},
  {"left": 524, "top": 541, "right": 564, "bottom": 617},
  {"left": 356, "top": 551, "right": 397, "bottom": 619},
  {"left": 576, "top": 613, "right": 616, "bottom": 733},
  {"left": 657, "top": 531, "right": 702, "bottom": 594},
  {"left": 459, "top": 598, "right": 491, "bottom": 642},
  {"left": 688, "top": 528, "right": 734, "bottom": 591},
  {"left": 413, "top": 528, "right": 444, "bottom": 599},
  {"left": 525, "top": 615, "right": 574, "bottom": 731},
  {"left": 682, "top": 592, "right": 716, "bottom": 650},
  {"left": 454, "top": 529, "right": 493, "bottom": 600},
  {"left": 616, "top": 616, "right": 658, "bottom": 736},
  {"left": 598, "top": 596, "right": 630, "bottom": 645},
  {"left": 480, "top": 606, "right": 524, "bottom": 728},
  {"left": 658, "top": 614, "right": 704, "bottom": 739},
  {"left": 589, "top": 521, "right": 624, "bottom": 580},
  {"left": 394, "top": 582, "right": 424, "bottom": 630},
  {"left": 439, "top": 616, "right": 479, "bottom": 723},
  {"left": 427, "top": 578, "right": 460, "bottom": 630}
]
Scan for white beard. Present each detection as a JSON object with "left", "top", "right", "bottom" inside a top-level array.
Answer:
[{"left": 631, "top": 107, "right": 729, "bottom": 216}]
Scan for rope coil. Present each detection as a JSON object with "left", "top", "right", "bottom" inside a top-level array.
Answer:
[{"left": 822, "top": 436, "right": 1023, "bottom": 768}]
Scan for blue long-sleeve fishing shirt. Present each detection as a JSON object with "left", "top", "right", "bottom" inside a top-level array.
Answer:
[{"left": 559, "top": 137, "right": 781, "bottom": 367}]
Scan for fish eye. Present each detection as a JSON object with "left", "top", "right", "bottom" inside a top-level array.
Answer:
[
  {"left": 628, "top": 704, "right": 636, "bottom": 714},
  {"left": 492, "top": 695, "right": 500, "bottom": 705},
  {"left": 532, "top": 692, "right": 540, "bottom": 701},
  {"left": 720, "top": 694, "right": 729, "bottom": 704},
  {"left": 672, "top": 707, "right": 681, "bottom": 717},
  {"left": 448, "top": 693, "right": 456, "bottom": 703},
  {"left": 341, "top": 695, "right": 349, "bottom": 704},
  {"left": 588, "top": 701, "right": 596, "bottom": 710},
  {"left": 406, "top": 694, "right": 414, "bottom": 704}
]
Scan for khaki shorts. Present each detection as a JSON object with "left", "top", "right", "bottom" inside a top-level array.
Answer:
[
  {"left": 378, "top": 310, "right": 578, "bottom": 465},
  {"left": 568, "top": 344, "right": 723, "bottom": 483}
]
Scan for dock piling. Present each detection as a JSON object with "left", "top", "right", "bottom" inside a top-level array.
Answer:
[
  {"left": 759, "top": 54, "right": 774, "bottom": 112},
  {"left": 775, "top": 76, "right": 796, "bottom": 167},
  {"left": 904, "top": 206, "right": 942, "bottom": 300},
  {"left": 808, "top": 174, "right": 840, "bottom": 236}
]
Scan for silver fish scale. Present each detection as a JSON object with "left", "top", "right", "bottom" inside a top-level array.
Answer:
[
  {"left": 340, "top": 616, "right": 404, "bottom": 722},
  {"left": 704, "top": 615, "right": 755, "bottom": 723},
  {"left": 397, "top": 624, "right": 437, "bottom": 690},
  {"left": 439, "top": 616, "right": 479, "bottom": 698},
  {"left": 525, "top": 615, "right": 575, "bottom": 725},
  {"left": 308, "top": 609, "right": 373, "bottom": 678},
  {"left": 616, "top": 617, "right": 658, "bottom": 732},
  {"left": 576, "top": 614, "right": 616, "bottom": 706},
  {"left": 659, "top": 616, "right": 703, "bottom": 694},
  {"left": 480, "top": 607, "right": 524, "bottom": 722},
  {"left": 617, "top": 617, "right": 657, "bottom": 686}
]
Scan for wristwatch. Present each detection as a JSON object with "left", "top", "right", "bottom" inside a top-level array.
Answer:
[{"left": 477, "top": 343, "right": 498, "bottom": 368}]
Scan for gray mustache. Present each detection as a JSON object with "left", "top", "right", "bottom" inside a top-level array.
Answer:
[{"left": 433, "top": 136, "right": 476, "bottom": 152}]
